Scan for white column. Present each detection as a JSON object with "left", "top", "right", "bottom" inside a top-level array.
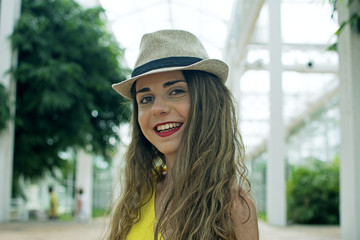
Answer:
[
  {"left": 112, "top": 124, "right": 130, "bottom": 203},
  {"left": 0, "top": 0, "right": 22, "bottom": 222},
  {"left": 227, "top": 64, "right": 243, "bottom": 110},
  {"left": 266, "top": 0, "right": 286, "bottom": 226},
  {"left": 338, "top": 1, "right": 360, "bottom": 240},
  {"left": 75, "top": 150, "right": 93, "bottom": 221}
]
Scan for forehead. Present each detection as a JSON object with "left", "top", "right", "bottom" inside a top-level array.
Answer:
[{"left": 135, "top": 70, "right": 185, "bottom": 90}]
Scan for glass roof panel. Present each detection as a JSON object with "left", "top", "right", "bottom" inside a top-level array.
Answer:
[
  {"left": 240, "top": 1, "right": 338, "bottom": 152},
  {"left": 100, "top": 0, "right": 339, "bottom": 155},
  {"left": 100, "top": 0, "right": 235, "bottom": 66},
  {"left": 281, "top": 1, "right": 338, "bottom": 44}
]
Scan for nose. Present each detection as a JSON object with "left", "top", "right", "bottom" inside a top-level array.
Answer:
[{"left": 151, "top": 97, "right": 170, "bottom": 116}]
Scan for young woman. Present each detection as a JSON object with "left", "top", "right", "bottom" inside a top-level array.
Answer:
[{"left": 107, "top": 29, "right": 259, "bottom": 240}]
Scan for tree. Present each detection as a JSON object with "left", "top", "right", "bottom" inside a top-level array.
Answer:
[
  {"left": 0, "top": 84, "right": 10, "bottom": 131},
  {"left": 10, "top": 0, "right": 131, "bottom": 187}
]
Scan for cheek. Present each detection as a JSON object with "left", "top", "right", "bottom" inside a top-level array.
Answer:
[
  {"left": 138, "top": 110, "right": 150, "bottom": 136},
  {"left": 181, "top": 99, "right": 191, "bottom": 121}
]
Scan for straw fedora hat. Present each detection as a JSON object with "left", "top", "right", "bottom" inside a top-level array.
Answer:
[{"left": 112, "top": 29, "right": 229, "bottom": 100}]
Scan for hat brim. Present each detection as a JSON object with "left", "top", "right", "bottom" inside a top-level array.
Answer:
[{"left": 112, "top": 59, "right": 228, "bottom": 100}]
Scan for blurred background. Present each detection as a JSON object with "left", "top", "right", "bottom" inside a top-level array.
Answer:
[{"left": 1, "top": 0, "right": 359, "bottom": 239}]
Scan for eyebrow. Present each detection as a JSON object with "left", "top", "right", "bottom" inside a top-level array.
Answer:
[{"left": 135, "top": 79, "right": 186, "bottom": 95}]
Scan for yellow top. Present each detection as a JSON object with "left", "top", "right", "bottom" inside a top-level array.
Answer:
[
  {"left": 49, "top": 193, "right": 58, "bottom": 216},
  {"left": 127, "top": 191, "right": 163, "bottom": 240}
]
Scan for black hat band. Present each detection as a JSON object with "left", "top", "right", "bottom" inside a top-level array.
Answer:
[{"left": 131, "top": 56, "right": 203, "bottom": 78}]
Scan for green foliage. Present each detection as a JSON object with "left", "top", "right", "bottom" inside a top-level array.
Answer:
[
  {"left": 92, "top": 208, "right": 109, "bottom": 218},
  {"left": 59, "top": 213, "right": 74, "bottom": 221},
  {"left": 257, "top": 212, "right": 267, "bottom": 222},
  {"left": 0, "top": 84, "right": 11, "bottom": 131},
  {"left": 328, "top": 0, "right": 360, "bottom": 51},
  {"left": 11, "top": 0, "right": 131, "bottom": 187},
  {"left": 287, "top": 156, "right": 339, "bottom": 224}
]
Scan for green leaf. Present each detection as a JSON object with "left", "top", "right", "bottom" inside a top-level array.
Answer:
[
  {"left": 349, "top": 11, "right": 360, "bottom": 33},
  {"left": 335, "top": 21, "right": 348, "bottom": 35}
]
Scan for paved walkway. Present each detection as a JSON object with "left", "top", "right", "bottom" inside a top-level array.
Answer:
[
  {"left": 259, "top": 221, "right": 340, "bottom": 240},
  {"left": 0, "top": 218, "right": 340, "bottom": 240}
]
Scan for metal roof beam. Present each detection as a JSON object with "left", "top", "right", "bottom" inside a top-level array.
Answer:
[{"left": 223, "top": 0, "right": 264, "bottom": 67}]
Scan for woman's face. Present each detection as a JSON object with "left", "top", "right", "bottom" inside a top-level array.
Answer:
[{"left": 135, "top": 70, "right": 190, "bottom": 162}]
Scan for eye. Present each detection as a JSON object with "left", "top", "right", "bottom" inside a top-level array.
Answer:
[
  {"left": 139, "top": 95, "right": 154, "bottom": 104},
  {"left": 170, "top": 88, "right": 185, "bottom": 95}
]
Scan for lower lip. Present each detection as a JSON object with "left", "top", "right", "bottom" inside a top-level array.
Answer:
[{"left": 155, "top": 126, "right": 182, "bottom": 137}]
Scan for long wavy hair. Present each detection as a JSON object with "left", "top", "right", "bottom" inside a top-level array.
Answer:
[{"left": 106, "top": 70, "right": 250, "bottom": 240}]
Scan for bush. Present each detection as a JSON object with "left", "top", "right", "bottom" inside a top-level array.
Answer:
[
  {"left": 287, "top": 156, "right": 339, "bottom": 224},
  {"left": 92, "top": 208, "right": 109, "bottom": 218}
]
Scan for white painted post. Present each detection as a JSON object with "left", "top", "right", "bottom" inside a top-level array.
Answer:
[
  {"left": 337, "top": 1, "right": 360, "bottom": 239},
  {"left": 266, "top": 0, "right": 286, "bottom": 226},
  {"left": 228, "top": 64, "right": 243, "bottom": 115},
  {"left": 75, "top": 150, "right": 93, "bottom": 222},
  {"left": 112, "top": 125, "right": 130, "bottom": 203},
  {"left": 0, "top": 0, "right": 22, "bottom": 222}
]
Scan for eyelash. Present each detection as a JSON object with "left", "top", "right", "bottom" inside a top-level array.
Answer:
[
  {"left": 170, "top": 88, "right": 185, "bottom": 95},
  {"left": 139, "top": 96, "right": 153, "bottom": 104}
]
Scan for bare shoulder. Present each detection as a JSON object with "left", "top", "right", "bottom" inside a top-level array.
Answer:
[{"left": 231, "top": 189, "right": 259, "bottom": 240}]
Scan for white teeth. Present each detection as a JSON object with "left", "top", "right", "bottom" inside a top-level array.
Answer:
[{"left": 157, "top": 123, "right": 181, "bottom": 132}]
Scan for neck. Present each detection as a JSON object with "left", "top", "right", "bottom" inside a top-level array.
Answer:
[{"left": 164, "top": 155, "right": 175, "bottom": 176}]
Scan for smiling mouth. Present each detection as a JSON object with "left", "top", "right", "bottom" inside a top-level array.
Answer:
[{"left": 155, "top": 122, "right": 183, "bottom": 132}]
